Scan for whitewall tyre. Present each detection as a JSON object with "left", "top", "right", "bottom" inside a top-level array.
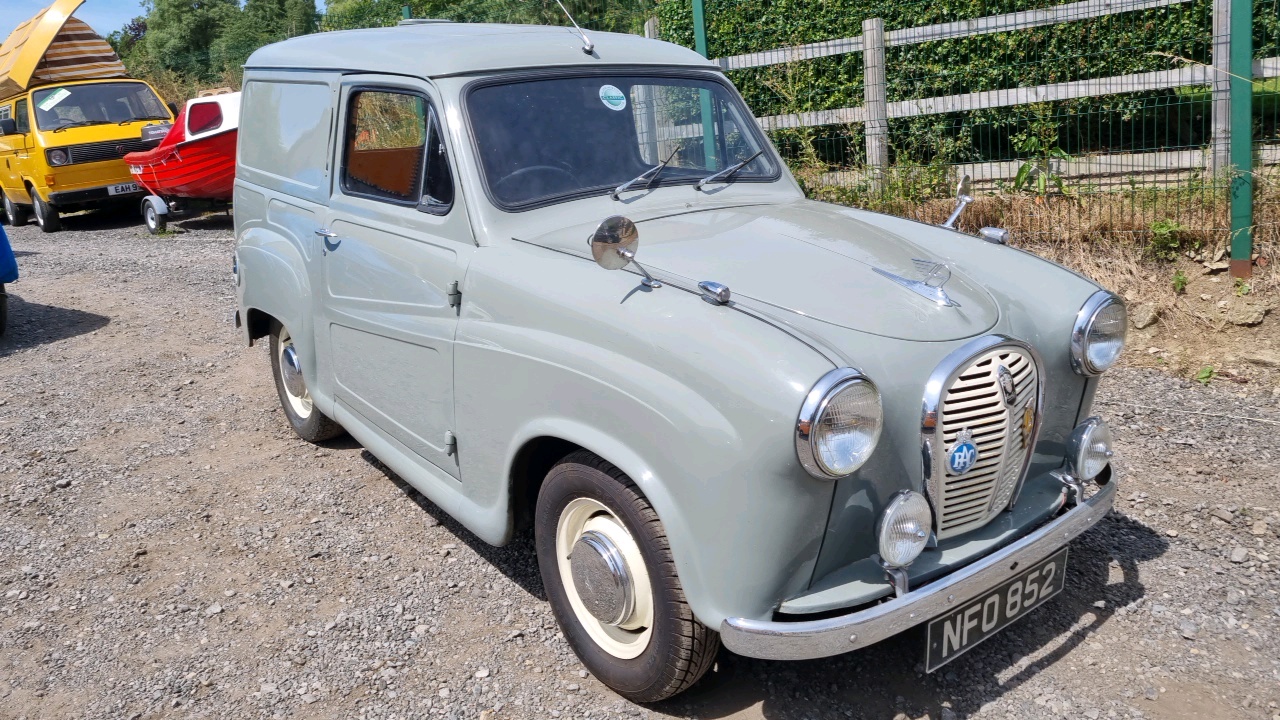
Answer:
[{"left": 535, "top": 450, "right": 719, "bottom": 702}]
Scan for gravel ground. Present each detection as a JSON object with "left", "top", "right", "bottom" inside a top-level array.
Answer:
[{"left": 1, "top": 210, "right": 1278, "bottom": 720}]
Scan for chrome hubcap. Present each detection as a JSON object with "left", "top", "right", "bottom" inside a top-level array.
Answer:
[
  {"left": 281, "top": 345, "right": 307, "bottom": 398},
  {"left": 556, "top": 497, "right": 653, "bottom": 659},
  {"left": 570, "top": 530, "right": 635, "bottom": 627}
]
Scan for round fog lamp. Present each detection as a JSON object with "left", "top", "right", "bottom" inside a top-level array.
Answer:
[
  {"left": 47, "top": 149, "right": 69, "bottom": 166},
  {"left": 877, "top": 491, "right": 933, "bottom": 568},
  {"left": 1068, "top": 416, "right": 1113, "bottom": 480}
]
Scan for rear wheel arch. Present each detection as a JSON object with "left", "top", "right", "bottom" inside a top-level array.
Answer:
[{"left": 244, "top": 307, "right": 273, "bottom": 344}]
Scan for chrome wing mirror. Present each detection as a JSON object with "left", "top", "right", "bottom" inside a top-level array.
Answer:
[
  {"left": 940, "top": 175, "right": 974, "bottom": 229},
  {"left": 589, "top": 215, "right": 662, "bottom": 288}
]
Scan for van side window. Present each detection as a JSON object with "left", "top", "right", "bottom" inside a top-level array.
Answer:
[
  {"left": 343, "top": 90, "right": 426, "bottom": 205},
  {"left": 0, "top": 105, "right": 9, "bottom": 121},
  {"left": 421, "top": 107, "right": 454, "bottom": 214},
  {"left": 238, "top": 80, "right": 332, "bottom": 203},
  {"left": 14, "top": 99, "right": 29, "bottom": 134}
]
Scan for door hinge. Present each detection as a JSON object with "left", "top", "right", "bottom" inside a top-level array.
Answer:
[
  {"left": 444, "top": 431, "right": 457, "bottom": 456},
  {"left": 447, "top": 281, "right": 461, "bottom": 311}
]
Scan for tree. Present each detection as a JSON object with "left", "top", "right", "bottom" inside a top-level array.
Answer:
[{"left": 142, "top": 0, "right": 239, "bottom": 78}]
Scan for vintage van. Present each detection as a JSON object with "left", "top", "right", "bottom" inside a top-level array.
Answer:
[
  {"left": 235, "top": 22, "right": 1122, "bottom": 702},
  {"left": 0, "top": 0, "right": 173, "bottom": 232}
]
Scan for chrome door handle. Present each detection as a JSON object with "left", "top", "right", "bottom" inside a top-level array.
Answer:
[{"left": 314, "top": 228, "right": 338, "bottom": 238}]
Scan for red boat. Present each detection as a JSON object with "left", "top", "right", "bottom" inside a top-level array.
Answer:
[{"left": 124, "top": 92, "right": 239, "bottom": 233}]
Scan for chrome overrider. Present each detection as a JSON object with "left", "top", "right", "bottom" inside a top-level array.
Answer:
[{"left": 719, "top": 468, "right": 1115, "bottom": 660}]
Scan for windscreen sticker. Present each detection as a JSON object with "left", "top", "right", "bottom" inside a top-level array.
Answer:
[
  {"left": 599, "top": 85, "right": 627, "bottom": 111},
  {"left": 37, "top": 88, "right": 70, "bottom": 112}
]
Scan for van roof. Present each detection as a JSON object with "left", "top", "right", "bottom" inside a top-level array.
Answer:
[{"left": 244, "top": 23, "right": 718, "bottom": 78}]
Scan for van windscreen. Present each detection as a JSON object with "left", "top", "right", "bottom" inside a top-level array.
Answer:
[{"left": 31, "top": 82, "right": 167, "bottom": 131}]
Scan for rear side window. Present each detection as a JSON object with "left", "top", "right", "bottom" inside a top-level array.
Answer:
[
  {"left": 239, "top": 80, "right": 332, "bottom": 203},
  {"left": 341, "top": 88, "right": 454, "bottom": 214},
  {"left": 187, "top": 101, "right": 222, "bottom": 134}
]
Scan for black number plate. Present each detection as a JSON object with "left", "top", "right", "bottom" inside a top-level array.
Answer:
[{"left": 925, "top": 546, "right": 1068, "bottom": 672}]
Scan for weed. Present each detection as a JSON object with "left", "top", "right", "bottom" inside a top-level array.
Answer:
[
  {"left": 1172, "top": 269, "right": 1188, "bottom": 294},
  {"left": 1195, "top": 366, "right": 1216, "bottom": 385},
  {"left": 1149, "top": 219, "right": 1189, "bottom": 261},
  {"left": 1234, "top": 279, "right": 1252, "bottom": 296}
]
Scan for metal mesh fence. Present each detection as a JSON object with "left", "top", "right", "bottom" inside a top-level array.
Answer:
[{"left": 656, "top": 0, "right": 1279, "bottom": 267}]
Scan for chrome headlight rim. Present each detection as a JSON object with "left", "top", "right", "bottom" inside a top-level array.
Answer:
[
  {"left": 1070, "top": 290, "right": 1127, "bottom": 376},
  {"left": 46, "top": 148, "right": 70, "bottom": 167},
  {"left": 1067, "top": 416, "right": 1114, "bottom": 480},
  {"left": 795, "top": 368, "right": 883, "bottom": 479},
  {"left": 876, "top": 490, "right": 934, "bottom": 568}
]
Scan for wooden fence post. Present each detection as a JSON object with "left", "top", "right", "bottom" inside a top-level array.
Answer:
[
  {"left": 1210, "top": 0, "right": 1231, "bottom": 175},
  {"left": 862, "top": 18, "right": 889, "bottom": 192}
]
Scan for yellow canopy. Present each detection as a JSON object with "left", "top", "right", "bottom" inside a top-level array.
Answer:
[{"left": 0, "top": 0, "right": 127, "bottom": 100}]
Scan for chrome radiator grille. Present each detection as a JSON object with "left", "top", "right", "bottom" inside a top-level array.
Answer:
[{"left": 925, "top": 341, "right": 1041, "bottom": 539}]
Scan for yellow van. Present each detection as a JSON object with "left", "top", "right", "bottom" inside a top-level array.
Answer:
[{"left": 0, "top": 0, "right": 173, "bottom": 232}]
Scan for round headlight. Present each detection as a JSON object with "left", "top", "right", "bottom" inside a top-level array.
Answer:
[
  {"left": 877, "top": 490, "right": 933, "bottom": 568},
  {"left": 1071, "top": 292, "right": 1127, "bottom": 376},
  {"left": 795, "top": 369, "right": 883, "bottom": 479},
  {"left": 1068, "top": 416, "right": 1113, "bottom": 480},
  {"left": 47, "top": 149, "right": 69, "bottom": 166}
]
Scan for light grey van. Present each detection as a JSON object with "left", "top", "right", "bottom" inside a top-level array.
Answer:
[{"left": 234, "top": 22, "right": 1123, "bottom": 701}]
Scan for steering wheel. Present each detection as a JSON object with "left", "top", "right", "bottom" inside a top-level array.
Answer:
[{"left": 493, "top": 164, "right": 580, "bottom": 197}]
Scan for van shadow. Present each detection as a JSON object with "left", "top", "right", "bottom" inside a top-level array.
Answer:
[
  {"left": 0, "top": 293, "right": 110, "bottom": 356},
  {"left": 655, "top": 512, "right": 1167, "bottom": 719},
  {"left": 53, "top": 207, "right": 147, "bottom": 232},
  {"left": 356, "top": 449, "right": 547, "bottom": 600}
]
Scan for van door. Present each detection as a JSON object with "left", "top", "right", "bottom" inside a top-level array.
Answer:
[
  {"left": 0, "top": 99, "right": 30, "bottom": 201},
  {"left": 320, "top": 79, "right": 471, "bottom": 479}
]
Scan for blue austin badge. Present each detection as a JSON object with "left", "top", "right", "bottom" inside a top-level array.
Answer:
[{"left": 948, "top": 428, "right": 979, "bottom": 475}]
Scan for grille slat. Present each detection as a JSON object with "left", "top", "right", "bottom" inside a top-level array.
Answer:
[
  {"left": 929, "top": 345, "right": 1040, "bottom": 539},
  {"left": 64, "top": 138, "right": 158, "bottom": 166}
]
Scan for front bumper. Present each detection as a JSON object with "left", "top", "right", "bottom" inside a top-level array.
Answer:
[
  {"left": 719, "top": 475, "right": 1116, "bottom": 660},
  {"left": 49, "top": 183, "right": 144, "bottom": 207}
]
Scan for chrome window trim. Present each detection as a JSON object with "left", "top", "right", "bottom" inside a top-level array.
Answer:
[
  {"left": 920, "top": 334, "right": 1045, "bottom": 536},
  {"left": 795, "top": 368, "right": 879, "bottom": 480},
  {"left": 1070, "top": 290, "right": 1124, "bottom": 377}
]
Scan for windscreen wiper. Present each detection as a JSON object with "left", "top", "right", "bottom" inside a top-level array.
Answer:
[
  {"left": 53, "top": 119, "right": 110, "bottom": 133},
  {"left": 611, "top": 148, "right": 679, "bottom": 200},
  {"left": 694, "top": 149, "right": 764, "bottom": 191},
  {"left": 119, "top": 115, "right": 172, "bottom": 125}
]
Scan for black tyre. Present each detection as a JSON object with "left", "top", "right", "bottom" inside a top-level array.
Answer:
[
  {"left": 31, "top": 191, "right": 60, "bottom": 233},
  {"left": 535, "top": 450, "right": 719, "bottom": 702},
  {"left": 268, "top": 320, "right": 344, "bottom": 442},
  {"left": 2, "top": 193, "right": 27, "bottom": 226},
  {"left": 143, "top": 200, "right": 167, "bottom": 234}
]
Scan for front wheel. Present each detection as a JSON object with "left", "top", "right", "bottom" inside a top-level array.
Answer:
[
  {"left": 32, "top": 192, "right": 60, "bottom": 233},
  {"left": 535, "top": 451, "right": 719, "bottom": 702},
  {"left": 268, "top": 320, "right": 344, "bottom": 442}
]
